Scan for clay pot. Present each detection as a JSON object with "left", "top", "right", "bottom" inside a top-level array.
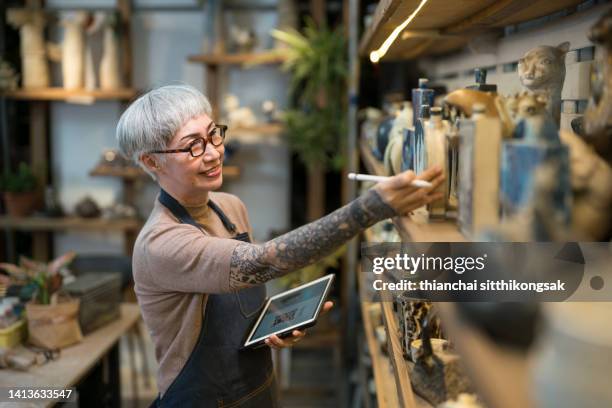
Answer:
[{"left": 2, "top": 191, "right": 39, "bottom": 217}]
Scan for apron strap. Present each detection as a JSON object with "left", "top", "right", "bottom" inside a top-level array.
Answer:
[{"left": 159, "top": 189, "right": 238, "bottom": 236}]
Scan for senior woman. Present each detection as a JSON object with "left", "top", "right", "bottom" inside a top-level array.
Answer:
[{"left": 116, "top": 84, "right": 444, "bottom": 407}]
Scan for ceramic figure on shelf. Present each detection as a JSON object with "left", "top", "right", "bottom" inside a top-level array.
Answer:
[
  {"left": 42, "top": 186, "right": 64, "bottom": 218},
  {"left": 509, "top": 93, "right": 559, "bottom": 144},
  {"left": 359, "top": 107, "right": 383, "bottom": 155},
  {"left": 229, "top": 26, "right": 257, "bottom": 53},
  {"left": 0, "top": 59, "right": 19, "bottom": 91},
  {"left": 559, "top": 129, "right": 612, "bottom": 240},
  {"left": 424, "top": 107, "right": 450, "bottom": 218},
  {"left": 374, "top": 116, "right": 395, "bottom": 161},
  {"left": 466, "top": 68, "right": 496, "bottom": 92},
  {"left": 60, "top": 11, "right": 89, "bottom": 90},
  {"left": 518, "top": 42, "right": 570, "bottom": 126},
  {"left": 99, "top": 13, "right": 122, "bottom": 90},
  {"left": 262, "top": 100, "right": 282, "bottom": 123},
  {"left": 223, "top": 94, "right": 257, "bottom": 128},
  {"left": 6, "top": 7, "right": 49, "bottom": 89},
  {"left": 84, "top": 12, "right": 106, "bottom": 91},
  {"left": 412, "top": 78, "right": 435, "bottom": 126},
  {"left": 384, "top": 102, "right": 412, "bottom": 176},
  {"left": 75, "top": 196, "right": 101, "bottom": 218},
  {"left": 584, "top": 9, "right": 612, "bottom": 166}
]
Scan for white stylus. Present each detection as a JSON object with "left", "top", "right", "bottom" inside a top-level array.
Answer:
[{"left": 347, "top": 172, "right": 432, "bottom": 188}]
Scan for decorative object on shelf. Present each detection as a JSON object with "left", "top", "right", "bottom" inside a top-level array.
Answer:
[
  {"left": 223, "top": 94, "right": 257, "bottom": 128},
  {"left": 99, "top": 12, "right": 122, "bottom": 90},
  {"left": 410, "top": 337, "right": 449, "bottom": 362},
  {"left": 100, "top": 149, "right": 131, "bottom": 168},
  {"left": 385, "top": 102, "right": 412, "bottom": 176},
  {"left": 74, "top": 196, "right": 101, "bottom": 218},
  {"left": 374, "top": 116, "right": 394, "bottom": 161},
  {"left": 458, "top": 105, "right": 502, "bottom": 236},
  {"left": 559, "top": 129, "right": 612, "bottom": 240},
  {"left": 229, "top": 25, "right": 257, "bottom": 53},
  {"left": 507, "top": 92, "right": 558, "bottom": 144},
  {"left": 394, "top": 295, "right": 443, "bottom": 362},
  {"left": 59, "top": 11, "right": 89, "bottom": 90},
  {"left": 272, "top": 18, "right": 348, "bottom": 170},
  {"left": 359, "top": 107, "right": 383, "bottom": 157},
  {"left": 410, "top": 314, "right": 473, "bottom": 406},
  {"left": 0, "top": 252, "right": 83, "bottom": 349},
  {"left": 275, "top": 0, "right": 298, "bottom": 49},
  {"left": 438, "top": 393, "right": 484, "bottom": 408},
  {"left": 42, "top": 186, "right": 64, "bottom": 218},
  {"left": 261, "top": 100, "right": 281, "bottom": 123},
  {"left": 412, "top": 78, "right": 435, "bottom": 126},
  {"left": 83, "top": 12, "right": 105, "bottom": 91},
  {"left": 0, "top": 162, "right": 39, "bottom": 217},
  {"left": 424, "top": 107, "right": 451, "bottom": 218},
  {"left": 6, "top": 6, "right": 50, "bottom": 89},
  {"left": 0, "top": 59, "right": 19, "bottom": 91},
  {"left": 466, "top": 68, "right": 496, "bottom": 92},
  {"left": 102, "top": 203, "right": 137, "bottom": 220},
  {"left": 584, "top": 8, "right": 612, "bottom": 166},
  {"left": 518, "top": 42, "right": 570, "bottom": 126}
]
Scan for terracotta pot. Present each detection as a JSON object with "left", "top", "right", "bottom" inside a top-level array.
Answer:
[{"left": 3, "top": 191, "right": 39, "bottom": 217}]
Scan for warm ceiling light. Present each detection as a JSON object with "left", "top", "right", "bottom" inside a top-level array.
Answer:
[{"left": 369, "top": 0, "right": 429, "bottom": 63}]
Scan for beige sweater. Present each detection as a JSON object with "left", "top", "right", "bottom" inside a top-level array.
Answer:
[{"left": 132, "top": 192, "right": 252, "bottom": 397}]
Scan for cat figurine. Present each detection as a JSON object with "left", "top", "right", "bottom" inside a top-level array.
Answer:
[{"left": 518, "top": 42, "right": 570, "bottom": 126}]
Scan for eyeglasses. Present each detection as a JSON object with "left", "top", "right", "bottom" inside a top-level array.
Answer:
[{"left": 151, "top": 124, "right": 227, "bottom": 158}]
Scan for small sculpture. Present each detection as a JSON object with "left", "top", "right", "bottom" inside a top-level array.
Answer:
[
  {"left": 584, "top": 8, "right": 612, "bottom": 166},
  {"left": 466, "top": 68, "right": 496, "bottom": 92},
  {"left": 84, "top": 12, "right": 106, "bottom": 91},
  {"left": 518, "top": 42, "right": 570, "bottom": 125},
  {"left": 75, "top": 196, "right": 101, "bottom": 218},
  {"left": 229, "top": 25, "right": 257, "bottom": 53},
  {"left": 261, "top": 100, "right": 282, "bottom": 123},
  {"left": 59, "top": 11, "right": 89, "bottom": 90},
  {"left": 6, "top": 6, "right": 50, "bottom": 88},
  {"left": 509, "top": 92, "right": 559, "bottom": 144},
  {"left": 0, "top": 59, "right": 19, "bottom": 91},
  {"left": 412, "top": 78, "right": 434, "bottom": 126},
  {"left": 223, "top": 94, "right": 257, "bottom": 128},
  {"left": 99, "top": 13, "right": 122, "bottom": 90},
  {"left": 384, "top": 102, "right": 412, "bottom": 176}
]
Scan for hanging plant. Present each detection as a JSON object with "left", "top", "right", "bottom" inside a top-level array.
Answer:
[{"left": 272, "top": 18, "right": 348, "bottom": 171}]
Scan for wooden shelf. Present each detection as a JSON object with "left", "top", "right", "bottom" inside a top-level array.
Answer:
[
  {"left": 90, "top": 165, "right": 148, "bottom": 180},
  {"left": 379, "top": 289, "right": 432, "bottom": 408},
  {"left": 1, "top": 88, "right": 138, "bottom": 102},
  {"left": 0, "top": 216, "right": 142, "bottom": 232},
  {"left": 360, "top": 0, "right": 584, "bottom": 60},
  {"left": 188, "top": 51, "right": 287, "bottom": 66},
  {"left": 223, "top": 165, "right": 241, "bottom": 178},
  {"left": 231, "top": 123, "right": 284, "bottom": 136}
]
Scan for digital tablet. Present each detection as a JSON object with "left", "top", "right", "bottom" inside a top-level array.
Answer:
[{"left": 242, "top": 274, "right": 335, "bottom": 349}]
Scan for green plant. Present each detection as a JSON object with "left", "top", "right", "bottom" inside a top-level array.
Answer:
[
  {"left": 0, "top": 252, "right": 76, "bottom": 305},
  {"left": 272, "top": 18, "right": 348, "bottom": 171},
  {"left": 0, "top": 162, "right": 37, "bottom": 192}
]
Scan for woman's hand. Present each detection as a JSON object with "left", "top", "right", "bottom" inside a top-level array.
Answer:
[
  {"left": 265, "top": 301, "right": 334, "bottom": 350},
  {"left": 374, "top": 165, "right": 445, "bottom": 216}
]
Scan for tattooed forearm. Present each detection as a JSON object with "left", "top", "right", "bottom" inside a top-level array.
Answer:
[{"left": 229, "top": 188, "right": 396, "bottom": 289}]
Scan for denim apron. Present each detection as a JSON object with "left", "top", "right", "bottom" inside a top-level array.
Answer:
[{"left": 153, "top": 189, "right": 277, "bottom": 408}]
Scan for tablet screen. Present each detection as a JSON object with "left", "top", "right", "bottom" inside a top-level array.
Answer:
[{"left": 245, "top": 275, "right": 333, "bottom": 346}]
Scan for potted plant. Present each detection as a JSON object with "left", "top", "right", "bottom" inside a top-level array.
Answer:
[
  {"left": 0, "top": 252, "right": 83, "bottom": 349},
  {"left": 0, "top": 162, "right": 39, "bottom": 217},
  {"left": 272, "top": 19, "right": 348, "bottom": 220}
]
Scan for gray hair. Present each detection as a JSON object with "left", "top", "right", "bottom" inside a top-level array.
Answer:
[{"left": 116, "top": 84, "right": 213, "bottom": 179}]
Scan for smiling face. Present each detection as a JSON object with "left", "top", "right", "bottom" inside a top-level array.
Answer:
[{"left": 149, "top": 114, "right": 225, "bottom": 205}]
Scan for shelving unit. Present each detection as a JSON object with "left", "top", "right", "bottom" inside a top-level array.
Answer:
[
  {"left": 0, "top": 216, "right": 141, "bottom": 231},
  {"left": 360, "top": 0, "right": 584, "bottom": 60},
  {"left": 187, "top": 51, "right": 287, "bottom": 66},
  {"left": 1, "top": 88, "right": 137, "bottom": 102}
]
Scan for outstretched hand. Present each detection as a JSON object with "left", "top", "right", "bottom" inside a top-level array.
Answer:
[{"left": 265, "top": 301, "right": 334, "bottom": 350}]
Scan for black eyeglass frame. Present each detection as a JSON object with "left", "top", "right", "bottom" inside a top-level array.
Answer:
[{"left": 150, "top": 124, "right": 228, "bottom": 157}]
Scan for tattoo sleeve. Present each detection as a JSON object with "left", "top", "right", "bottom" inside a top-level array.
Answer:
[{"left": 229, "top": 188, "right": 396, "bottom": 290}]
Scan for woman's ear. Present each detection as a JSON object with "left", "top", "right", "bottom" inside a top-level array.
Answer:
[{"left": 141, "top": 154, "right": 160, "bottom": 174}]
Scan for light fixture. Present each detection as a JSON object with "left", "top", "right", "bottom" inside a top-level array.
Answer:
[{"left": 369, "top": 0, "right": 429, "bottom": 63}]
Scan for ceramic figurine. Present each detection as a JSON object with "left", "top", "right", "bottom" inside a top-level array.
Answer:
[
  {"left": 384, "top": 102, "right": 412, "bottom": 176},
  {"left": 6, "top": 7, "right": 49, "bottom": 88},
  {"left": 374, "top": 116, "right": 395, "bottom": 161},
  {"left": 518, "top": 42, "right": 570, "bottom": 126},
  {"left": 457, "top": 105, "right": 503, "bottom": 236},
  {"left": 424, "top": 107, "right": 450, "bottom": 218},
  {"left": 223, "top": 94, "right": 257, "bottom": 128},
  {"left": 584, "top": 9, "right": 612, "bottom": 166},
  {"left": 359, "top": 108, "right": 383, "bottom": 156},
  {"left": 466, "top": 68, "right": 496, "bottom": 92},
  {"left": 84, "top": 12, "right": 105, "bottom": 91},
  {"left": 75, "top": 196, "right": 101, "bottom": 218},
  {"left": 559, "top": 129, "right": 612, "bottom": 240},
  {"left": 0, "top": 59, "right": 19, "bottom": 91},
  {"left": 394, "top": 294, "right": 443, "bottom": 362},
  {"left": 100, "top": 13, "right": 122, "bottom": 90},
  {"left": 412, "top": 78, "right": 435, "bottom": 126},
  {"left": 229, "top": 26, "right": 257, "bottom": 53},
  {"left": 510, "top": 93, "right": 560, "bottom": 144},
  {"left": 262, "top": 100, "right": 282, "bottom": 123},
  {"left": 60, "top": 11, "right": 88, "bottom": 90}
]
